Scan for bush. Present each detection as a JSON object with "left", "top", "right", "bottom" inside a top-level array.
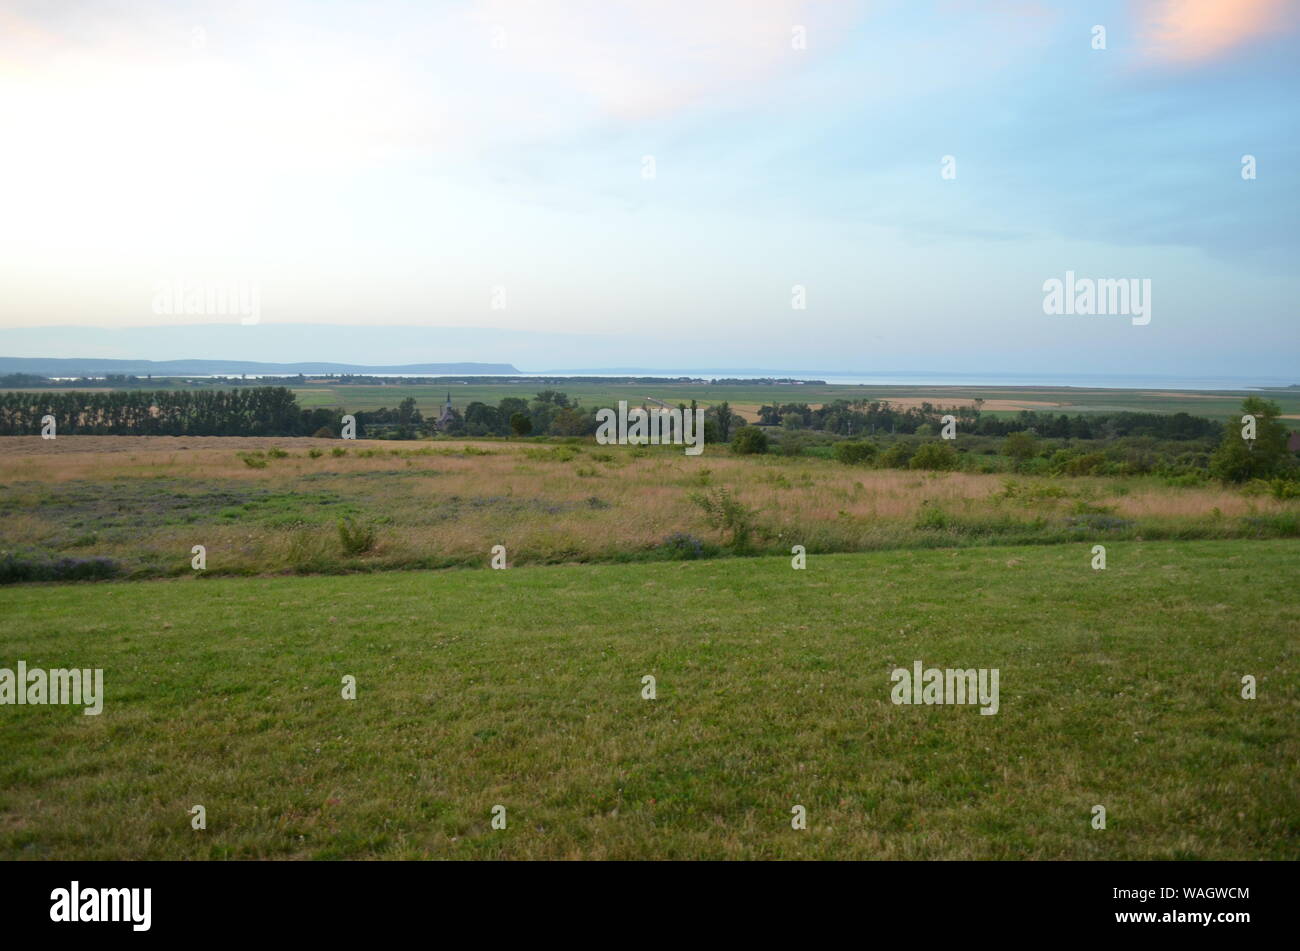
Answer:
[
  {"left": 914, "top": 504, "right": 949, "bottom": 530},
  {"left": 879, "top": 444, "right": 913, "bottom": 469},
  {"left": 1003, "top": 431, "right": 1038, "bottom": 463},
  {"left": 1269, "top": 478, "right": 1300, "bottom": 500},
  {"left": 1064, "top": 451, "right": 1106, "bottom": 476},
  {"left": 308, "top": 448, "right": 324, "bottom": 459},
  {"left": 312, "top": 426, "right": 335, "bottom": 438},
  {"left": 730, "top": 426, "right": 769, "bottom": 455},
  {"left": 833, "top": 440, "right": 878, "bottom": 465},
  {"left": 0, "top": 554, "right": 120, "bottom": 584},
  {"left": 910, "top": 442, "right": 959, "bottom": 471},
  {"left": 689, "top": 487, "right": 760, "bottom": 551},
  {"left": 777, "top": 433, "right": 809, "bottom": 457},
  {"left": 660, "top": 532, "right": 706, "bottom": 560},
  {"left": 337, "top": 518, "right": 377, "bottom": 555}
]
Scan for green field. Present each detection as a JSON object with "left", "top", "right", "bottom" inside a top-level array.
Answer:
[
  {"left": 2, "top": 540, "right": 1296, "bottom": 860},
  {"left": 11, "top": 379, "right": 1298, "bottom": 421},
  {"left": 285, "top": 381, "right": 1300, "bottom": 421}
]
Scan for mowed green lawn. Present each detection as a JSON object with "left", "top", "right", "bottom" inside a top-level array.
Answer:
[{"left": 1, "top": 540, "right": 1296, "bottom": 860}]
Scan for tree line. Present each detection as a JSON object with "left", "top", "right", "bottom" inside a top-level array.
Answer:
[
  {"left": 0, "top": 387, "right": 337, "bottom": 436},
  {"left": 755, "top": 399, "right": 1222, "bottom": 440}
]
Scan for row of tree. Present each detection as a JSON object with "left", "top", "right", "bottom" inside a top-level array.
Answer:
[
  {"left": 755, "top": 399, "right": 1223, "bottom": 440},
  {"left": 0, "top": 387, "right": 730, "bottom": 440},
  {"left": 445, "top": 392, "right": 742, "bottom": 440},
  {"left": 0, "top": 387, "right": 330, "bottom": 436}
]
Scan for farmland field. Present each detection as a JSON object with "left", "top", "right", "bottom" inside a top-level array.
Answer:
[
  {"left": 1, "top": 539, "right": 1296, "bottom": 860},
  {"left": 9, "top": 380, "right": 1299, "bottom": 423},
  {"left": 287, "top": 382, "right": 1300, "bottom": 423}
]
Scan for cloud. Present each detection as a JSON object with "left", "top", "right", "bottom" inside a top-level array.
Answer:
[
  {"left": 1135, "top": 0, "right": 1298, "bottom": 64},
  {"left": 464, "top": 0, "right": 866, "bottom": 120}
]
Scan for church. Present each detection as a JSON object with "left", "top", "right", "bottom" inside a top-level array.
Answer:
[{"left": 434, "top": 392, "right": 456, "bottom": 431}]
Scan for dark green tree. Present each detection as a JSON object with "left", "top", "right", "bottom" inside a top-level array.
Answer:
[{"left": 1210, "top": 397, "right": 1293, "bottom": 482}]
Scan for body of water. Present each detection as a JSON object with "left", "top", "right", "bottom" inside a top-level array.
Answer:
[{"left": 60, "top": 371, "right": 1295, "bottom": 391}]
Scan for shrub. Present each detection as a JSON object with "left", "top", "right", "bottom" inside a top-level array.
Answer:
[
  {"left": 879, "top": 444, "right": 913, "bottom": 469},
  {"left": 337, "top": 518, "right": 377, "bottom": 555},
  {"left": 660, "top": 532, "right": 705, "bottom": 560},
  {"left": 332, "top": 447, "right": 347, "bottom": 457},
  {"left": 914, "top": 504, "right": 949, "bottom": 530},
  {"left": 240, "top": 453, "right": 268, "bottom": 469},
  {"left": 909, "top": 443, "right": 958, "bottom": 471},
  {"left": 730, "top": 426, "right": 769, "bottom": 455},
  {"left": 0, "top": 554, "right": 120, "bottom": 584},
  {"left": 689, "top": 487, "right": 760, "bottom": 551},
  {"left": 777, "top": 433, "right": 809, "bottom": 456},
  {"left": 1269, "top": 478, "right": 1300, "bottom": 500},
  {"left": 267, "top": 448, "right": 289, "bottom": 459},
  {"left": 308, "top": 448, "right": 324, "bottom": 459},
  {"left": 1003, "top": 431, "right": 1038, "bottom": 463},
  {"left": 833, "top": 441, "right": 878, "bottom": 465},
  {"left": 312, "top": 426, "right": 335, "bottom": 438},
  {"left": 1064, "top": 451, "right": 1106, "bottom": 476}
]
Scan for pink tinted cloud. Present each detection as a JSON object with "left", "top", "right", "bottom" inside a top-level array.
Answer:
[
  {"left": 466, "top": 0, "right": 867, "bottom": 120},
  {"left": 1136, "top": 0, "right": 1298, "bottom": 64}
]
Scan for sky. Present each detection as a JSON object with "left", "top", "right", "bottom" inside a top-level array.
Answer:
[{"left": 0, "top": 0, "right": 1297, "bottom": 377}]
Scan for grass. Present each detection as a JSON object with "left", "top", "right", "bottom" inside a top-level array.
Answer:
[
  {"left": 2, "top": 436, "right": 1297, "bottom": 581},
  {"left": 13, "top": 381, "right": 1298, "bottom": 422},
  {"left": 1, "top": 539, "right": 1296, "bottom": 860},
  {"left": 284, "top": 382, "right": 1300, "bottom": 421}
]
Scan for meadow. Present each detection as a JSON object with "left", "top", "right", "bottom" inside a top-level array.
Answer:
[
  {"left": 287, "top": 381, "right": 1300, "bottom": 424},
  {"left": 2, "top": 540, "right": 1296, "bottom": 860},
  {"left": 1, "top": 425, "right": 1296, "bottom": 860},
  {"left": 11, "top": 380, "right": 1299, "bottom": 424},
  {"left": 1, "top": 434, "right": 1297, "bottom": 582}
]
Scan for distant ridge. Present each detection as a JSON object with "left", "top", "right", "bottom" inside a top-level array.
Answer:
[{"left": 0, "top": 357, "right": 520, "bottom": 376}]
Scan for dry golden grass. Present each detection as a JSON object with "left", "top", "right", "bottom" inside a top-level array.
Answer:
[{"left": 1, "top": 435, "right": 1294, "bottom": 579}]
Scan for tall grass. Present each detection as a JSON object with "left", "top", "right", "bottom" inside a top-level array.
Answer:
[{"left": 0, "top": 435, "right": 1295, "bottom": 581}]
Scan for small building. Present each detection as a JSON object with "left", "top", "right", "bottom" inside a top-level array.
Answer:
[{"left": 435, "top": 392, "right": 456, "bottom": 430}]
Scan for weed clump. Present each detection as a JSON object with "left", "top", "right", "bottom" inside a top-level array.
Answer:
[
  {"left": 0, "top": 553, "right": 120, "bottom": 584},
  {"left": 338, "top": 518, "right": 377, "bottom": 555},
  {"left": 690, "top": 487, "right": 761, "bottom": 552}
]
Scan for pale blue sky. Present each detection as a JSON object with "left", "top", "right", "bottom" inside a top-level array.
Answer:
[{"left": 0, "top": 1, "right": 1296, "bottom": 377}]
